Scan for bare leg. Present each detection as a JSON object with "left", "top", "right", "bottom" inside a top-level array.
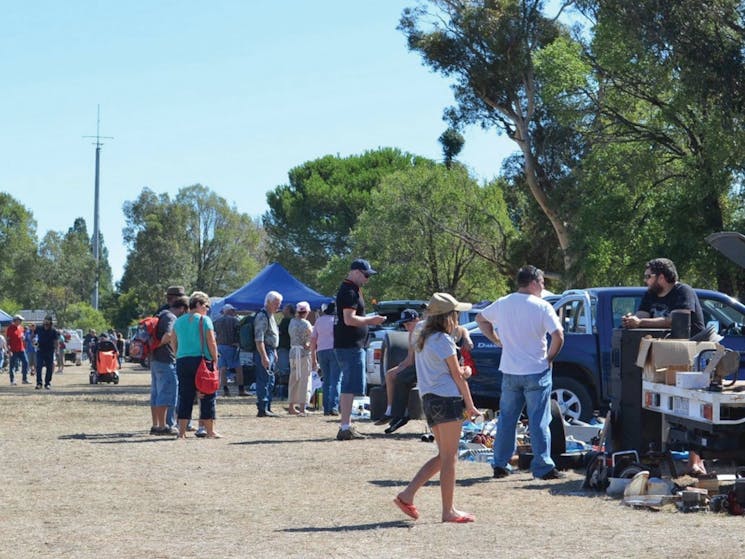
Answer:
[
  {"left": 384, "top": 369, "right": 397, "bottom": 414},
  {"left": 432, "top": 420, "right": 473, "bottom": 522},
  {"left": 177, "top": 418, "right": 188, "bottom": 438},
  {"left": 154, "top": 405, "right": 168, "bottom": 429},
  {"left": 204, "top": 419, "right": 221, "bottom": 438},
  {"left": 339, "top": 393, "right": 354, "bottom": 427},
  {"left": 397, "top": 454, "right": 441, "bottom": 506}
]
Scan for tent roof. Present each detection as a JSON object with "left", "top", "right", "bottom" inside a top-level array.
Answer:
[
  {"left": 212, "top": 263, "right": 333, "bottom": 314},
  {"left": 0, "top": 308, "right": 13, "bottom": 325}
]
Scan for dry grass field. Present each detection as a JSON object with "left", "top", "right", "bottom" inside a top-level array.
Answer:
[{"left": 1, "top": 361, "right": 744, "bottom": 559}]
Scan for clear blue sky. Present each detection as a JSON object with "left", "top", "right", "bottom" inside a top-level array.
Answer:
[{"left": 1, "top": 1, "right": 521, "bottom": 284}]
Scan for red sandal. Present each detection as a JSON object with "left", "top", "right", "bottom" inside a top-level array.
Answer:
[{"left": 393, "top": 496, "right": 419, "bottom": 520}]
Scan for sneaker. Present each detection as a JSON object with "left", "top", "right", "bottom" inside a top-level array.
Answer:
[
  {"left": 159, "top": 426, "right": 178, "bottom": 436},
  {"left": 538, "top": 469, "right": 566, "bottom": 480},
  {"left": 22, "top": 379, "right": 31, "bottom": 384},
  {"left": 185, "top": 424, "right": 197, "bottom": 432},
  {"left": 35, "top": 384, "right": 42, "bottom": 390},
  {"left": 10, "top": 380, "right": 17, "bottom": 386},
  {"left": 149, "top": 426, "right": 160, "bottom": 435},
  {"left": 336, "top": 426, "right": 367, "bottom": 441},
  {"left": 384, "top": 417, "right": 409, "bottom": 434},
  {"left": 195, "top": 428, "right": 207, "bottom": 438},
  {"left": 374, "top": 414, "right": 392, "bottom": 426},
  {"left": 44, "top": 385, "right": 51, "bottom": 390},
  {"left": 493, "top": 466, "right": 511, "bottom": 479}
]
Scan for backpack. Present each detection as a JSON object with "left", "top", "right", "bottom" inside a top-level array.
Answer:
[
  {"left": 135, "top": 315, "right": 162, "bottom": 356},
  {"left": 238, "top": 310, "right": 266, "bottom": 352}
]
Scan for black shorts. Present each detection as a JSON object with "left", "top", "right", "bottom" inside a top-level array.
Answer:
[{"left": 422, "top": 393, "right": 465, "bottom": 428}]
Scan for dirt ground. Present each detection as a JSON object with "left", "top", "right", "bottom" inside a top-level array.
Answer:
[{"left": 1, "top": 361, "right": 744, "bottom": 559}]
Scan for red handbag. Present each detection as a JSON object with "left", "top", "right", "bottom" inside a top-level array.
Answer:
[{"left": 194, "top": 316, "right": 219, "bottom": 395}]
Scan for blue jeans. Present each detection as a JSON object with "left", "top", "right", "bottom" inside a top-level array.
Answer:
[
  {"left": 335, "top": 347, "right": 366, "bottom": 396},
  {"left": 493, "top": 369, "right": 555, "bottom": 477},
  {"left": 317, "top": 349, "right": 341, "bottom": 413},
  {"left": 36, "top": 350, "right": 55, "bottom": 386},
  {"left": 9, "top": 351, "right": 29, "bottom": 382},
  {"left": 254, "top": 350, "right": 276, "bottom": 412}
]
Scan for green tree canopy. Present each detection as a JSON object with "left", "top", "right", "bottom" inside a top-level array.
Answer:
[
  {"left": 400, "top": 0, "right": 578, "bottom": 272},
  {"left": 120, "top": 185, "right": 263, "bottom": 315},
  {"left": 350, "top": 163, "right": 514, "bottom": 301},
  {"left": 0, "top": 193, "right": 40, "bottom": 306},
  {"left": 263, "top": 148, "right": 430, "bottom": 284}
]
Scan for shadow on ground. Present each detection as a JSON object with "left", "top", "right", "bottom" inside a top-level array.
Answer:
[{"left": 277, "top": 520, "right": 412, "bottom": 533}]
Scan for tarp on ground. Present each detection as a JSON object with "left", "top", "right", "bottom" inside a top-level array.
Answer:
[{"left": 210, "top": 263, "right": 333, "bottom": 316}]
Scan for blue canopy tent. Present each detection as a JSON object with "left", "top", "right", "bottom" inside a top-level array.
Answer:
[
  {"left": 0, "top": 309, "right": 13, "bottom": 326},
  {"left": 210, "top": 263, "right": 333, "bottom": 316}
]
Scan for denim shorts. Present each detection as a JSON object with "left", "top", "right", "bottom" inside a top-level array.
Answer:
[
  {"left": 150, "top": 359, "right": 178, "bottom": 407},
  {"left": 335, "top": 348, "right": 366, "bottom": 396},
  {"left": 422, "top": 393, "right": 465, "bottom": 428}
]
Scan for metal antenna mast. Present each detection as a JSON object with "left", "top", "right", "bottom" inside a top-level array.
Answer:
[{"left": 83, "top": 105, "right": 113, "bottom": 311}]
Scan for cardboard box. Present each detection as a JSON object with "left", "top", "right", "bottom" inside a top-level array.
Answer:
[
  {"left": 675, "top": 371, "right": 709, "bottom": 389},
  {"left": 665, "top": 364, "right": 690, "bottom": 385},
  {"left": 636, "top": 338, "right": 722, "bottom": 383}
]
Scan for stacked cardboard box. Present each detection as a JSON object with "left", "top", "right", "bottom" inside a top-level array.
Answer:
[{"left": 635, "top": 338, "right": 722, "bottom": 385}]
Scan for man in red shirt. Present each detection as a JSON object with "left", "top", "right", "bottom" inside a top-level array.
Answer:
[{"left": 5, "top": 314, "right": 30, "bottom": 385}]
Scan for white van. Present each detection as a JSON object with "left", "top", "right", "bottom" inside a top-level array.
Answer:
[{"left": 61, "top": 329, "right": 83, "bottom": 365}]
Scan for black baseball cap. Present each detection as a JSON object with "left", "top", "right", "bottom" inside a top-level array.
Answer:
[
  {"left": 396, "top": 309, "right": 420, "bottom": 325},
  {"left": 350, "top": 258, "right": 377, "bottom": 275}
]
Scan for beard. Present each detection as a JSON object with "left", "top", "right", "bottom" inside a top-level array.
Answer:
[{"left": 648, "top": 281, "right": 664, "bottom": 296}]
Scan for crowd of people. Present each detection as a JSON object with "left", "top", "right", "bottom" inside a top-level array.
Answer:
[
  {"left": 3, "top": 255, "right": 706, "bottom": 524},
  {"left": 2, "top": 314, "right": 66, "bottom": 389}
]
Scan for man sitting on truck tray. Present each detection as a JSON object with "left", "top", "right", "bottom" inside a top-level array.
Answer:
[
  {"left": 621, "top": 257, "right": 704, "bottom": 337},
  {"left": 375, "top": 308, "right": 421, "bottom": 431},
  {"left": 621, "top": 257, "right": 708, "bottom": 475}
]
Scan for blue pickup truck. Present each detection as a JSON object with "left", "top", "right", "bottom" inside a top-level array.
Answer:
[{"left": 464, "top": 287, "right": 745, "bottom": 421}]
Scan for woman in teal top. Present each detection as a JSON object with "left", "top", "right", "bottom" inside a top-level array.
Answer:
[{"left": 172, "top": 291, "right": 220, "bottom": 439}]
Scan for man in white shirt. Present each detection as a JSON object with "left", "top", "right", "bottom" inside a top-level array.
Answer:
[{"left": 476, "top": 265, "right": 564, "bottom": 480}]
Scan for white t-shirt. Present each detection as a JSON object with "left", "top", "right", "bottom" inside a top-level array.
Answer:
[
  {"left": 480, "top": 292, "right": 562, "bottom": 375},
  {"left": 413, "top": 327, "right": 459, "bottom": 398}
]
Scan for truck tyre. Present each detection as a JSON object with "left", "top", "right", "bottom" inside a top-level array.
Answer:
[
  {"left": 380, "top": 332, "right": 410, "bottom": 386},
  {"left": 552, "top": 376, "right": 593, "bottom": 423}
]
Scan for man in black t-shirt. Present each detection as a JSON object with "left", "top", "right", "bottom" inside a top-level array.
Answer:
[
  {"left": 622, "top": 257, "right": 704, "bottom": 336},
  {"left": 35, "top": 316, "right": 59, "bottom": 389},
  {"left": 334, "top": 258, "right": 386, "bottom": 441}
]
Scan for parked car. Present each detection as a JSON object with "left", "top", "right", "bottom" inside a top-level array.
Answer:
[{"left": 464, "top": 287, "right": 745, "bottom": 421}]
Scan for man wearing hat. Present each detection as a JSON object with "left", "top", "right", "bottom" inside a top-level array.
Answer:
[
  {"left": 5, "top": 314, "right": 30, "bottom": 385},
  {"left": 375, "top": 309, "right": 421, "bottom": 431},
  {"left": 213, "top": 303, "right": 246, "bottom": 397},
  {"left": 477, "top": 265, "right": 565, "bottom": 480},
  {"left": 334, "top": 258, "right": 386, "bottom": 440},
  {"left": 149, "top": 285, "right": 189, "bottom": 434}
]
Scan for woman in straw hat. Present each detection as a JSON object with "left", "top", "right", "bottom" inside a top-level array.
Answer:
[{"left": 393, "top": 293, "right": 481, "bottom": 523}]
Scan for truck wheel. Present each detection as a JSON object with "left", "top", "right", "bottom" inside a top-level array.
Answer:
[
  {"left": 380, "top": 332, "right": 410, "bottom": 386},
  {"left": 551, "top": 377, "right": 593, "bottom": 423}
]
